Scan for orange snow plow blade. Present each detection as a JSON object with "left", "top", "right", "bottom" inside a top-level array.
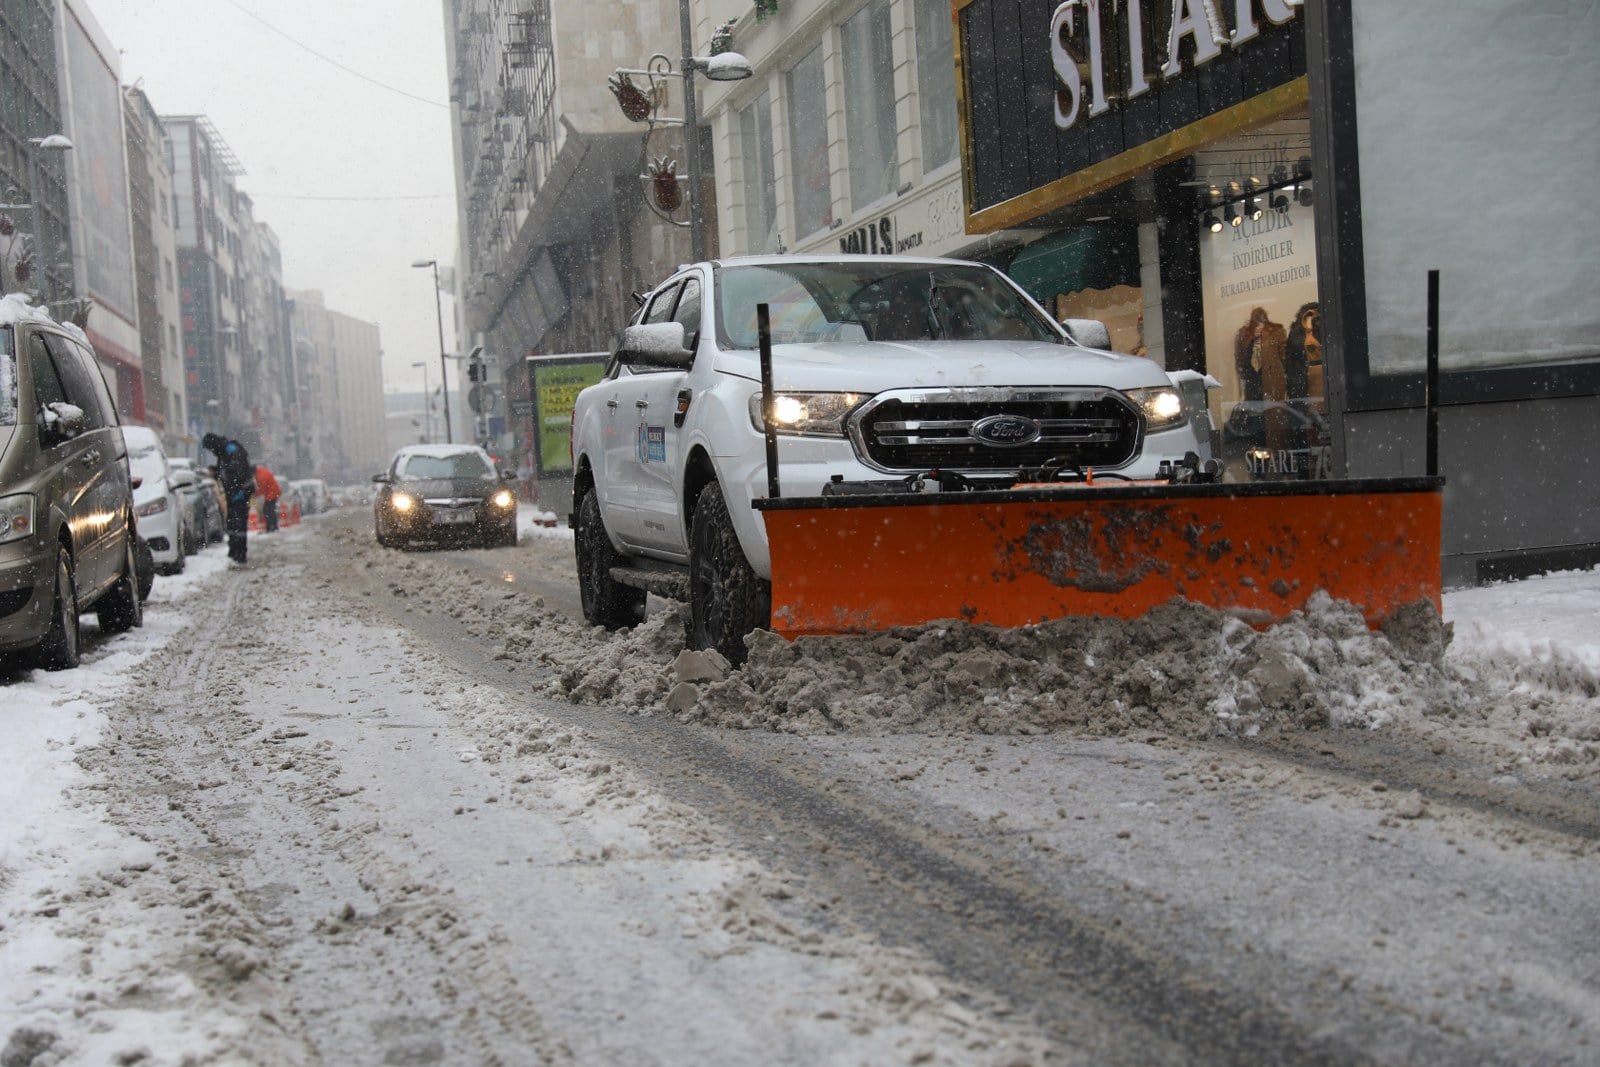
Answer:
[{"left": 755, "top": 478, "right": 1443, "bottom": 639}]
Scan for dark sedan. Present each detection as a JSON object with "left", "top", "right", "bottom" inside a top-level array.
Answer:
[{"left": 373, "top": 445, "right": 519, "bottom": 549}]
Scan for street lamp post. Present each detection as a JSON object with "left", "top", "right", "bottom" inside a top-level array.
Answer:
[
  {"left": 410, "top": 361, "right": 431, "bottom": 443},
  {"left": 411, "top": 259, "right": 453, "bottom": 444},
  {"left": 611, "top": 3, "right": 751, "bottom": 261}
]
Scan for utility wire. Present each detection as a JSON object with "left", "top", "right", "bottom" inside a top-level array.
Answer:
[
  {"left": 225, "top": 0, "right": 448, "bottom": 110},
  {"left": 249, "top": 193, "right": 449, "bottom": 202}
]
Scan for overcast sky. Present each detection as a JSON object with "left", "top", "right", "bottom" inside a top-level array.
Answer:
[{"left": 88, "top": 0, "right": 459, "bottom": 395}]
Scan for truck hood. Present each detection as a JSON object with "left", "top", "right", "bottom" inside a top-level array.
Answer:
[{"left": 713, "top": 339, "right": 1170, "bottom": 394}]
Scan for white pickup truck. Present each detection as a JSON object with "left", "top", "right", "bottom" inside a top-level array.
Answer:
[{"left": 570, "top": 255, "right": 1214, "bottom": 661}]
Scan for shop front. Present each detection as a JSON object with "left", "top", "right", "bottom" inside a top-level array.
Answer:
[
  {"left": 956, "top": 0, "right": 1600, "bottom": 582},
  {"left": 957, "top": 0, "right": 1316, "bottom": 482}
]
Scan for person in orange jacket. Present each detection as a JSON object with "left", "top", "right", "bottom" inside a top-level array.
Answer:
[{"left": 256, "top": 465, "right": 283, "bottom": 533}]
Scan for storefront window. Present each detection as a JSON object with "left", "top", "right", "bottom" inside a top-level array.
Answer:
[
  {"left": 842, "top": 0, "right": 898, "bottom": 209},
  {"left": 738, "top": 91, "right": 777, "bottom": 253},
  {"left": 914, "top": 0, "right": 957, "bottom": 173},
  {"left": 786, "top": 45, "right": 831, "bottom": 238},
  {"left": 1195, "top": 118, "right": 1327, "bottom": 481}
]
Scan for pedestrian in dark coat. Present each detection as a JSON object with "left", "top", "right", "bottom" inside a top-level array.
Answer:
[{"left": 203, "top": 433, "right": 253, "bottom": 564}]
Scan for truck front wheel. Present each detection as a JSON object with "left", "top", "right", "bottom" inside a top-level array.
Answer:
[
  {"left": 689, "top": 482, "right": 771, "bottom": 665},
  {"left": 575, "top": 490, "right": 646, "bottom": 629}
]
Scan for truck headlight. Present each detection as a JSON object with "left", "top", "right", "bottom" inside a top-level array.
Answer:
[
  {"left": 747, "top": 391, "right": 865, "bottom": 437},
  {"left": 1125, "top": 386, "right": 1186, "bottom": 432},
  {"left": 0, "top": 494, "right": 35, "bottom": 545}
]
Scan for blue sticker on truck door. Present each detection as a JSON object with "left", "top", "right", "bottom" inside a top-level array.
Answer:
[{"left": 637, "top": 424, "right": 666, "bottom": 464}]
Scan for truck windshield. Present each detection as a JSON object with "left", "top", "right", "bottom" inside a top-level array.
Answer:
[
  {"left": 0, "top": 331, "right": 15, "bottom": 427},
  {"left": 714, "top": 262, "right": 1063, "bottom": 350}
]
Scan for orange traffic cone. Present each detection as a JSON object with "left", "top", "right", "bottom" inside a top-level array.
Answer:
[{"left": 248, "top": 503, "right": 264, "bottom": 532}]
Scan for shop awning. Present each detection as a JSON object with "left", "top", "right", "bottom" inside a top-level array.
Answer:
[{"left": 1001, "top": 221, "right": 1142, "bottom": 303}]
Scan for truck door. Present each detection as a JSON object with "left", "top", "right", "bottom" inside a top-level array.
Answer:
[
  {"left": 631, "top": 275, "right": 701, "bottom": 556},
  {"left": 603, "top": 281, "right": 681, "bottom": 549}
]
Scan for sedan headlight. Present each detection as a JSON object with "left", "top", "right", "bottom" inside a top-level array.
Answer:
[
  {"left": 136, "top": 496, "right": 169, "bottom": 517},
  {"left": 747, "top": 391, "right": 865, "bottom": 437},
  {"left": 1124, "top": 386, "right": 1186, "bottom": 432},
  {"left": 490, "top": 489, "right": 515, "bottom": 509},
  {"left": 390, "top": 492, "right": 416, "bottom": 513},
  {"left": 0, "top": 494, "right": 35, "bottom": 545}
]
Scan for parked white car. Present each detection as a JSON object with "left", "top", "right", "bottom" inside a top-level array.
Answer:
[
  {"left": 123, "top": 426, "right": 192, "bottom": 575},
  {"left": 290, "top": 477, "right": 329, "bottom": 515}
]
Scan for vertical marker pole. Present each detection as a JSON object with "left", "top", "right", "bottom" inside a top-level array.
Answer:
[
  {"left": 1425, "top": 270, "right": 1439, "bottom": 479},
  {"left": 758, "top": 302, "right": 780, "bottom": 499}
]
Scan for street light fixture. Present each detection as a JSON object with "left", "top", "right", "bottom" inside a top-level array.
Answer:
[
  {"left": 410, "top": 360, "right": 432, "bottom": 443},
  {"left": 411, "top": 258, "right": 453, "bottom": 443},
  {"left": 610, "top": 1, "right": 753, "bottom": 262}
]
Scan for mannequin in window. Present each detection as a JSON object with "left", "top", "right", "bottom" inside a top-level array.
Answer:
[{"left": 1235, "top": 307, "right": 1289, "bottom": 452}]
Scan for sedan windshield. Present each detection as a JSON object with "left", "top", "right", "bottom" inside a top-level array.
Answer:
[
  {"left": 128, "top": 447, "right": 166, "bottom": 485},
  {"left": 714, "top": 262, "right": 1063, "bottom": 350},
  {"left": 397, "top": 451, "right": 494, "bottom": 481}
]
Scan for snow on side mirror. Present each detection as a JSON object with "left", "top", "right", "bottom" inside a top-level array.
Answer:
[
  {"left": 617, "top": 322, "right": 693, "bottom": 368},
  {"left": 1062, "top": 318, "right": 1112, "bottom": 350},
  {"left": 41, "top": 401, "right": 87, "bottom": 439}
]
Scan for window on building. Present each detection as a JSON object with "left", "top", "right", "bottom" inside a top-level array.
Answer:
[
  {"left": 842, "top": 0, "right": 898, "bottom": 209},
  {"left": 163, "top": 257, "right": 174, "bottom": 293},
  {"left": 786, "top": 45, "right": 831, "bottom": 238},
  {"left": 915, "top": 0, "right": 958, "bottom": 172},
  {"left": 739, "top": 91, "right": 778, "bottom": 252}
]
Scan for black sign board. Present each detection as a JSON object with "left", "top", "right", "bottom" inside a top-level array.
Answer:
[{"left": 957, "top": 0, "right": 1307, "bottom": 231}]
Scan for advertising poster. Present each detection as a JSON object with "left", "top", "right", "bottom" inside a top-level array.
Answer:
[
  {"left": 532, "top": 360, "right": 606, "bottom": 473},
  {"left": 1198, "top": 190, "right": 1323, "bottom": 479},
  {"left": 62, "top": 13, "right": 135, "bottom": 320}
]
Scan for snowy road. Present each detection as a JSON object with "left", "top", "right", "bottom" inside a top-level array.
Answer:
[{"left": 3, "top": 512, "right": 1597, "bottom": 1065}]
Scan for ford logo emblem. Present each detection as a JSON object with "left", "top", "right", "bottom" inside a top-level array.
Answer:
[{"left": 970, "top": 414, "right": 1041, "bottom": 447}]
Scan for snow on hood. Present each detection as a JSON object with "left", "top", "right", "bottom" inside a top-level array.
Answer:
[{"left": 714, "top": 338, "right": 1169, "bottom": 394}]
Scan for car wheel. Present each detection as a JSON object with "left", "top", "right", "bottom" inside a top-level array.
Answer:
[
  {"left": 375, "top": 521, "right": 390, "bottom": 548},
  {"left": 165, "top": 546, "right": 186, "bottom": 576},
  {"left": 97, "top": 535, "right": 144, "bottom": 634},
  {"left": 34, "top": 547, "right": 80, "bottom": 671},
  {"left": 575, "top": 489, "right": 645, "bottom": 629},
  {"left": 135, "top": 538, "right": 155, "bottom": 601},
  {"left": 502, "top": 522, "right": 519, "bottom": 548},
  {"left": 688, "top": 481, "right": 771, "bottom": 666}
]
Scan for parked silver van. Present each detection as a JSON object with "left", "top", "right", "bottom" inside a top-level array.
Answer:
[{"left": 0, "top": 297, "right": 143, "bottom": 669}]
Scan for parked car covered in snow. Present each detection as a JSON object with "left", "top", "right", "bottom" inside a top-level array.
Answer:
[
  {"left": 170, "top": 457, "right": 225, "bottom": 546},
  {"left": 123, "top": 425, "right": 193, "bottom": 575}
]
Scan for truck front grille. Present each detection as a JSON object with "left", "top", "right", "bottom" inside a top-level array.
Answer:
[{"left": 850, "top": 388, "right": 1141, "bottom": 473}]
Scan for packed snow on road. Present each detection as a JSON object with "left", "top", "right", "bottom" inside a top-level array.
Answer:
[{"left": 2, "top": 511, "right": 1596, "bottom": 1065}]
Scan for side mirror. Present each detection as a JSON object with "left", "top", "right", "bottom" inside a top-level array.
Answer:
[
  {"left": 1062, "top": 318, "right": 1113, "bottom": 350},
  {"left": 616, "top": 322, "right": 693, "bottom": 368},
  {"left": 499, "top": 467, "right": 516, "bottom": 480},
  {"left": 170, "top": 469, "right": 197, "bottom": 489},
  {"left": 41, "top": 401, "right": 87, "bottom": 440},
  {"left": 372, "top": 473, "right": 390, "bottom": 484}
]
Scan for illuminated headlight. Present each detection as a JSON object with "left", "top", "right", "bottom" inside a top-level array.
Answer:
[
  {"left": 747, "top": 391, "right": 865, "bottom": 437},
  {"left": 1125, "top": 386, "right": 1186, "bottom": 432},
  {"left": 390, "top": 492, "right": 416, "bottom": 513},
  {"left": 490, "top": 489, "right": 515, "bottom": 508},
  {"left": 0, "top": 494, "right": 35, "bottom": 545},
  {"left": 136, "top": 496, "right": 169, "bottom": 517}
]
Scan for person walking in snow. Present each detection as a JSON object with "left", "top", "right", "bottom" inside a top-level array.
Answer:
[
  {"left": 203, "top": 433, "right": 254, "bottom": 564},
  {"left": 255, "top": 464, "right": 282, "bottom": 533}
]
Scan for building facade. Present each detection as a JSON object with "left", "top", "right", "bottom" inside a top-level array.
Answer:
[
  {"left": 0, "top": 0, "right": 74, "bottom": 306},
  {"left": 123, "top": 85, "right": 185, "bottom": 449},
  {"left": 57, "top": 0, "right": 143, "bottom": 418},
  {"left": 288, "top": 289, "right": 386, "bottom": 482},
  {"left": 441, "top": 0, "right": 703, "bottom": 504}
]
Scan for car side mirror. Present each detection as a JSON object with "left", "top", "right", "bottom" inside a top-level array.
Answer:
[
  {"left": 171, "top": 469, "right": 197, "bottom": 489},
  {"left": 616, "top": 322, "right": 693, "bottom": 368},
  {"left": 499, "top": 467, "right": 515, "bottom": 480},
  {"left": 372, "top": 473, "right": 390, "bottom": 484},
  {"left": 40, "top": 401, "right": 87, "bottom": 441},
  {"left": 1062, "top": 318, "right": 1113, "bottom": 350}
]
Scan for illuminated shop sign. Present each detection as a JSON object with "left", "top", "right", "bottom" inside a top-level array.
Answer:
[{"left": 957, "top": 0, "right": 1306, "bottom": 232}]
